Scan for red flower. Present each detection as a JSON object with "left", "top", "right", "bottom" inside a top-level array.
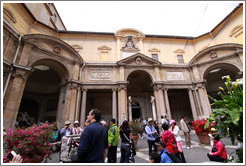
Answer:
[{"left": 192, "top": 118, "right": 215, "bottom": 134}]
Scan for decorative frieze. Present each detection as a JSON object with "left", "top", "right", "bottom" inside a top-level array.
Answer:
[
  {"left": 166, "top": 72, "right": 184, "bottom": 80},
  {"left": 89, "top": 69, "right": 112, "bottom": 80},
  {"left": 210, "top": 51, "right": 217, "bottom": 59}
]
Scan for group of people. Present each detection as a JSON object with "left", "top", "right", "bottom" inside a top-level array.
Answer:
[{"left": 3, "top": 110, "right": 238, "bottom": 163}]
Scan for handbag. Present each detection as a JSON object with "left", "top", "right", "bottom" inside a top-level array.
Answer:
[
  {"left": 212, "top": 143, "right": 217, "bottom": 152},
  {"left": 123, "top": 133, "right": 136, "bottom": 157}
]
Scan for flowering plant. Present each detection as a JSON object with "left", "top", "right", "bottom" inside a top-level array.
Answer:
[
  {"left": 5, "top": 124, "right": 54, "bottom": 163},
  {"left": 192, "top": 118, "right": 215, "bottom": 134}
]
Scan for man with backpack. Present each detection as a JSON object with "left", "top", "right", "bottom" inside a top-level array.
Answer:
[
  {"left": 156, "top": 141, "right": 173, "bottom": 163},
  {"left": 108, "top": 119, "right": 119, "bottom": 163}
]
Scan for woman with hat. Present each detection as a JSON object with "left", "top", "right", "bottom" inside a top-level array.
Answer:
[
  {"left": 72, "top": 121, "right": 83, "bottom": 135},
  {"left": 170, "top": 120, "right": 186, "bottom": 162}
]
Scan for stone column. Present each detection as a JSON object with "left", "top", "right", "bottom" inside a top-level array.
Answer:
[
  {"left": 150, "top": 96, "right": 157, "bottom": 121},
  {"left": 80, "top": 88, "right": 87, "bottom": 128},
  {"left": 112, "top": 88, "right": 117, "bottom": 121},
  {"left": 56, "top": 85, "right": 66, "bottom": 130},
  {"left": 3, "top": 70, "right": 27, "bottom": 129},
  {"left": 153, "top": 84, "right": 165, "bottom": 123},
  {"left": 128, "top": 96, "right": 132, "bottom": 122},
  {"left": 188, "top": 88, "right": 198, "bottom": 121},
  {"left": 118, "top": 82, "right": 128, "bottom": 126},
  {"left": 64, "top": 83, "right": 78, "bottom": 123},
  {"left": 197, "top": 83, "right": 212, "bottom": 118},
  {"left": 163, "top": 89, "right": 172, "bottom": 119},
  {"left": 74, "top": 86, "right": 81, "bottom": 121}
]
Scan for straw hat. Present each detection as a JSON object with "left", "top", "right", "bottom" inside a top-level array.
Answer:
[
  {"left": 148, "top": 118, "right": 153, "bottom": 122},
  {"left": 65, "top": 121, "right": 71, "bottom": 125}
]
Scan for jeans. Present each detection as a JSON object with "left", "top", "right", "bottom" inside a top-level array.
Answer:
[
  {"left": 108, "top": 146, "right": 117, "bottom": 163},
  {"left": 207, "top": 153, "right": 226, "bottom": 162},
  {"left": 147, "top": 140, "right": 157, "bottom": 156},
  {"left": 120, "top": 143, "right": 130, "bottom": 163}
]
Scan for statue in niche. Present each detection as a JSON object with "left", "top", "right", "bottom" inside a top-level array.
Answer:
[
  {"left": 150, "top": 96, "right": 155, "bottom": 103},
  {"left": 122, "top": 35, "right": 138, "bottom": 49}
]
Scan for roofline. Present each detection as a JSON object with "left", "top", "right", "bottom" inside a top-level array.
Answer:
[
  {"left": 209, "top": 3, "right": 243, "bottom": 34},
  {"left": 52, "top": 3, "right": 67, "bottom": 30},
  {"left": 21, "top": 3, "right": 59, "bottom": 32},
  {"left": 21, "top": 3, "right": 242, "bottom": 40}
]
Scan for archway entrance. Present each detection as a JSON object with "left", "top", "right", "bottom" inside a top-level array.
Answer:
[
  {"left": 127, "top": 70, "right": 153, "bottom": 120},
  {"left": 204, "top": 64, "right": 240, "bottom": 108},
  {"left": 17, "top": 60, "right": 68, "bottom": 127}
]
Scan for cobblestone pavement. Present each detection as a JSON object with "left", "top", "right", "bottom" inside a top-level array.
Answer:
[{"left": 47, "top": 130, "right": 238, "bottom": 163}]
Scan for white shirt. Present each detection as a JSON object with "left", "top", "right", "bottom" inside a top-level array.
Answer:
[{"left": 170, "top": 125, "right": 181, "bottom": 141}]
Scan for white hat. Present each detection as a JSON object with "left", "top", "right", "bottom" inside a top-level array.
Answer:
[
  {"left": 74, "top": 121, "right": 79, "bottom": 124},
  {"left": 101, "top": 120, "right": 106, "bottom": 125},
  {"left": 148, "top": 118, "right": 153, "bottom": 122}
]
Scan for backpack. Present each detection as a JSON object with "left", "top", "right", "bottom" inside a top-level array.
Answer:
[{"left": 164, "top": 151, "right": 183, "bottom": 163}]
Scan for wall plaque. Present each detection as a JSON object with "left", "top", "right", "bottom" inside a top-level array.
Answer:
[
  {"left": 166, "top": 72, "right": 184, "bottom": 80},
  {"left": 89, "top": 69, "right": 112, "bottom": 80}
]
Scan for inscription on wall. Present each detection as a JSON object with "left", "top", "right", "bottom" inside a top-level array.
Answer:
[
  {"left": 89, "top": 69, "right": 112, "bottom": 80},
  {"left": 166, "top": 72, "right": 184, "bottom": 80}
]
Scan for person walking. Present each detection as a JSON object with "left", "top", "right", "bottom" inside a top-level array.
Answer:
[
  {"left": 170, "top": 120, "right": 186, "bottom": 162},
  {"left": 156, "top": 141, "right": 174, "bottom": 163},
  {"left": 71, "top": 121, "right": 83, "bottom": 135},
  {"left": 108, "top": 119, "right": 119, "bottom": 163},
  {"left": 145, "top": 118, "right": 158, "bottom": 156},
  {"left": 119, "top": 120, "right": 132, "bottom": 163},
  {"left": 60, "top": 121, "right": 72, "bottom": 139},
  {"left": 77, "top": 109, "right": 108, "bottom": 163},
  {"left": 207, "top": 134, "right": 227, "bottom": 162},
  {"left": 180, "top": 115, "right": 192, "bottom": 149}
]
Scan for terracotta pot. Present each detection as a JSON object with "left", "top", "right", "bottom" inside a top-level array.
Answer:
[{"left": 196, "top": 132, "right": 210, "bottom": 144}]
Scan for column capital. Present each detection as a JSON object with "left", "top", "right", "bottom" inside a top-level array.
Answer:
[
  {"left": 112, "top": 88, "right": 118, "bottom": 91},
  {"left": 153, "top": 84, "right": 163, "bottom": 91},
  {"left": 12, "top": 69, "right": 27, "bottom": 80},
  {"left": 81, "top": 88, "right": 88, "bottom": 92}
]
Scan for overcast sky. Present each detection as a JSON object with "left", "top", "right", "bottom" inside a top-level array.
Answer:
[{"left": 54, "top": 1, "right": 240, "bottom": 37}]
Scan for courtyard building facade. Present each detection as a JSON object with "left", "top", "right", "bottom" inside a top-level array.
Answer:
[{"left": 2, "top": 3, "right": 243, "bottom": 129}]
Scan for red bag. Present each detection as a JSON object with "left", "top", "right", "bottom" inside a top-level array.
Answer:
[{"left": 166, "top": 142, "right": 179, "bottom": 154}]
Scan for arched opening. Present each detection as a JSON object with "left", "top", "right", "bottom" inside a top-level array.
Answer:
[
  {"left": 204, "top": 63, "right": 241, "bottom": 107},
  {"left": 17, "top": 59, "right": 68, "bottom": 127},
  {"left": 127, "top": 70, "right": 153, "bottom": 120}
]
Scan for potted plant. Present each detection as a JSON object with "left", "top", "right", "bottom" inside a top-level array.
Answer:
[
  {"left": 129, "top": 120, "right": 142, "bottom": 150},
  {"left": 4, "top": 124, "right": 54, "bottom": 163},
  {"left": 192, "top": 118, "right": 215, "bottom": 144}
]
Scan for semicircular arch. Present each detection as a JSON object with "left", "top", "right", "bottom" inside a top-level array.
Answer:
[
  {"left": 23, "top": 34, "right": 84, "bottom": 63},
  {"left": 28, "top": 57, "right": 70, "bottom": 81},
  {"left": 126, "top": 69, "right": 154, "bottom": 83},
  {"left": 189, "top": 43, "right": 243, "bottom": 65}
]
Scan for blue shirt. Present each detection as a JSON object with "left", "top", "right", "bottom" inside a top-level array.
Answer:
[
  {"left": 145, "top": 124, "right": 157, "bottom": 141},
  {"left": 160, "top": 148, "right": 174, "bottom": 163},
  {"left": 78, "top": 122, "right": 108, "bottom": 162}
]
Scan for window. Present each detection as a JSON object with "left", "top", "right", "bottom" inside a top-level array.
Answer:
[
  {"left": 177, "top": 54, "right": 184, "bottom": 63},
  {"left": 152, "top": 54, "right": 159, "bottom": 61}
]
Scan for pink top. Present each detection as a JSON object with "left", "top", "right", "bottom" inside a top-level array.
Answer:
[{"left": 210, "top": 140, "right": 228, "bottom": 159}]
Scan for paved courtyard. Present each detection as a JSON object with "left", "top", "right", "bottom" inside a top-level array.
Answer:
[{"left": 47, "top": 130, "right": 238, "bottom": 163}]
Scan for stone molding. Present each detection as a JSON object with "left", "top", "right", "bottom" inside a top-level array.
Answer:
[
  {"left": 229, "top": 24, "right": 243, "bottom": 37},
  {"left": 173, "top": 48, "right": 185, "bottom": 54},
  {"left": 149, "top": 48, "right": 160, "bottom": 52}
]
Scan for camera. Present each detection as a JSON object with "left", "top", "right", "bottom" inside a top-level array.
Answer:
[{"left": 7, "top": 151, "right": 17, "bottom": 160}]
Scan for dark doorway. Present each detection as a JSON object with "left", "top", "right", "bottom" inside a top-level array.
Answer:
[{"left": 168, "top": 89, "right": 193, "bottom": 123}]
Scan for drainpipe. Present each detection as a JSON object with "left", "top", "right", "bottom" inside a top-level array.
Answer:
[
  {"left": 188, "top": 66, "right": 203, "bottom": 118},
  {"left": 3, "top": 34, "right": 23, "bottom": 98},
  {"left": 74, "top": 62, "right": 86, "bottom": 121}
]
